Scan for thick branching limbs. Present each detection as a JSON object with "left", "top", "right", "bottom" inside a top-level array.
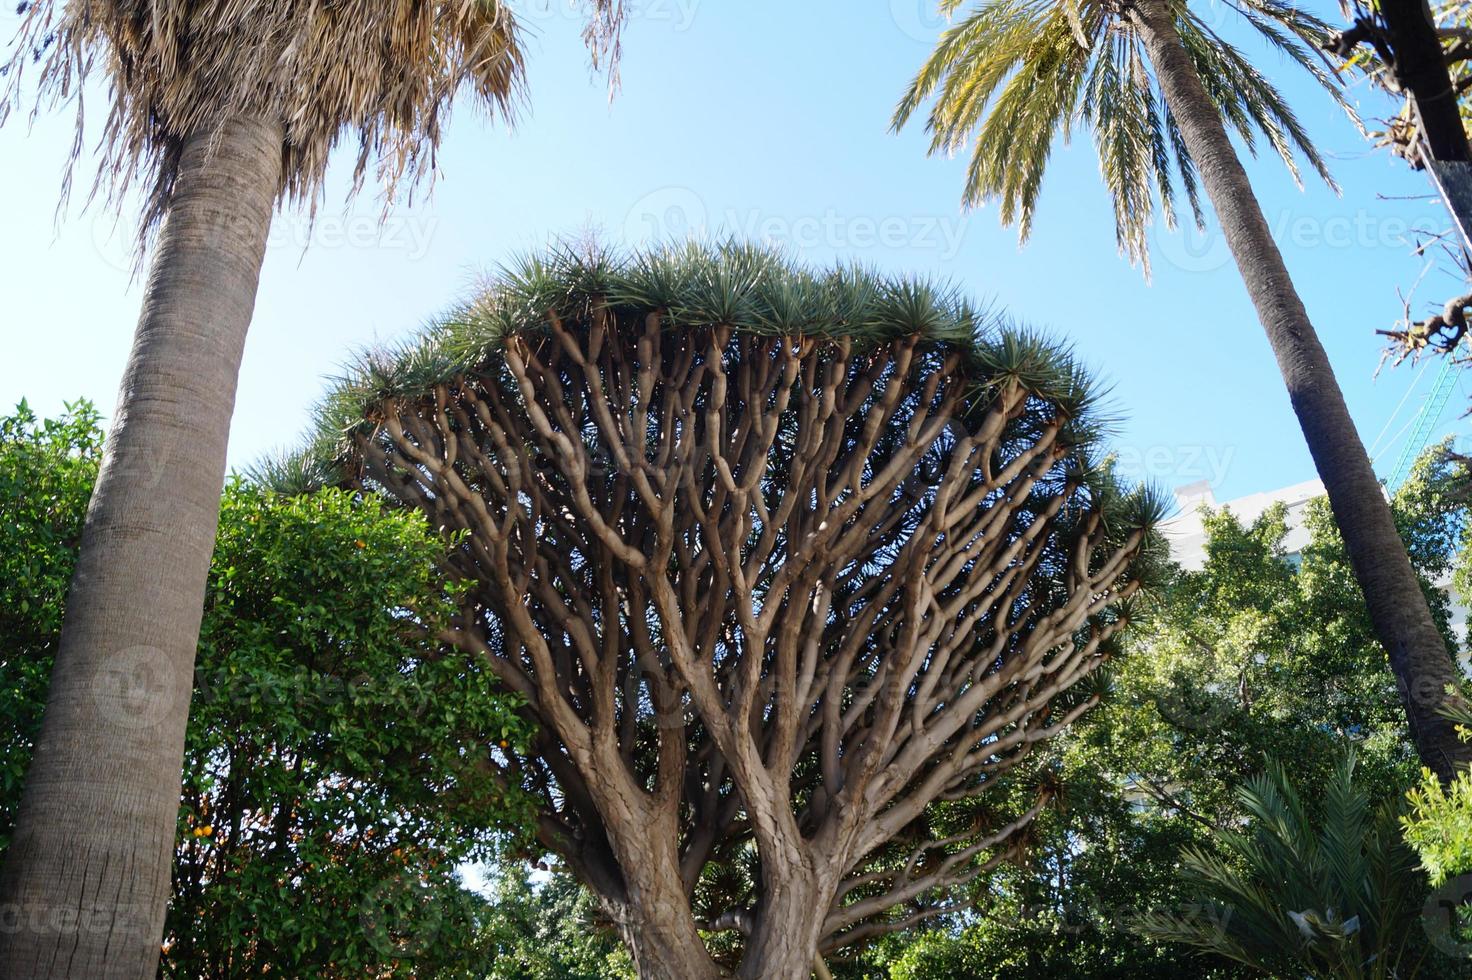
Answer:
[{"left": 333, "top": 249, "right": 1156, "bottom": 975}]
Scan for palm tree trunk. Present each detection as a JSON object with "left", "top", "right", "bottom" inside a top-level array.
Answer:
[
  {"left": 1129, "top": 0, "right": 1471, "bottom": 782},
  {"left": 0, "top": 114, "right": 282, "bottom": 978}
]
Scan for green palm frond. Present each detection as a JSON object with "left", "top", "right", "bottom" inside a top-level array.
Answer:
[
  {"left": 1321, "top": 754, "right": 1374, "bottom": 917},
  {"left": 1176, "top": 12, "right": 1336, "bottom": 190},
  {"left": 1135, "top": 750, "right": 1428, "bottom": 979},
  {"left": 893, "top": 0, "right": 1353, "bottom": 275}
]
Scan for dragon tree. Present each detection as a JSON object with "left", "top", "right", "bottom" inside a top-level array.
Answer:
[{"left": 295, "top": 244, "right": 1165, "bottom": 979}]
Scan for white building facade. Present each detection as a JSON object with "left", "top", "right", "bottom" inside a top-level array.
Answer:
[{"left": 1158, "top": 479, "right": 1469, "bottom": 654}]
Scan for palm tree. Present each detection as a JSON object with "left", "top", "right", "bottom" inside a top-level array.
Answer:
[
  {"left": 894, "top": 0, "right": 1472, "bottom": 783},
  {"left": 0, "top": 2, "right": 621, "bottom": 974},
  {"left": 1137, "top": 753, "right": 1434, "bottom": 978}
]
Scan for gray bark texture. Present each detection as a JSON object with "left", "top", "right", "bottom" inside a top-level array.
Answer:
[{"left": 0, "top": 115, "right": 282, "bottom": 979}]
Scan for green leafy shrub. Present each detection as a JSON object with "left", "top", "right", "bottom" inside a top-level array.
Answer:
[
  {"left": 0, "top": 402, "right": 531, "bottom": 977},
  {"left": 0, "top": 399, "right": 103, "bottom": 846},
  {"left": 1404, "top": 767, "right": 1472, "bottom": 888}
]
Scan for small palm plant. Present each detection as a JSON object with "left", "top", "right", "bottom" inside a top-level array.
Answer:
[
  {"left": 1137, "top": 753, "right": 1434, "bottom": 979},
  {"left": 894, "top": 0, "right": 1472, "bottom": 785}
]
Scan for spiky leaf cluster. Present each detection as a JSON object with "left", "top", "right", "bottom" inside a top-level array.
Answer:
[
  {"left": 1137, "top": 753, "right": 1428, "bottom": 978},
  {"left": 280, "top": 241, "right": 1131, "bottom": 487}
]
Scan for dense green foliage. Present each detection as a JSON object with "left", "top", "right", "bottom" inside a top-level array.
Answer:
[
  {"left": 0, "top": 402, "right": 530, "bottom": 977},
  {"left": 1403, "top": 699, "right": 1472, "bottom": 896},
  {"left": 476, "top": 864, "right": 633, "bottom": 979},
  {"left": 168, "top": 483, "right": 531, "bottom": 976},
  {"left": 0, "top": 400, "right": 103, "bottom": 848},
  {"left": 1406, "top": 764, "right": 1472, "bottom": 888},
  {"left": 6, "top": 407, "right": 1472, "bottom": 975}
]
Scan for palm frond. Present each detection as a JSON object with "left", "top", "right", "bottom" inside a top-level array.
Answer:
[
  {"left": 3, "top": 0, "right": 624, "bottom": 239},
  {"left": 1082, "top": 30, "right": 1164, "bottom": 270},
  {"left": 894, "top": 0, "right": 1347, "bottom": 273},
  {"left": 1177, "top": 13, "right": 1339, "bottom": 191},
  {"left": 1135, "top": 749, "right": 1429, "bottom": 979}
]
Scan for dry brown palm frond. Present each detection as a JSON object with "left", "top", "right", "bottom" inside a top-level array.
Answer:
[
  {"left": 2, "top": 0, "right": 621, "bottom": 237},
  {"left": 581, "top": 0, "right": 628, "bottom": 93}
]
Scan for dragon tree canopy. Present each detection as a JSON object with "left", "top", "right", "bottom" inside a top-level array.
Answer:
[
  {"left": 278, "top": 241, "right": 1156, "bottom": 509},
  {"left": 265, "top": 240, "right": 1168, "bottom": 977}
]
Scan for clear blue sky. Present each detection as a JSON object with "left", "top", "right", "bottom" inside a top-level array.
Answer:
[{"left": 1, "top": 0, "right": 1463, "bottom": 504}]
